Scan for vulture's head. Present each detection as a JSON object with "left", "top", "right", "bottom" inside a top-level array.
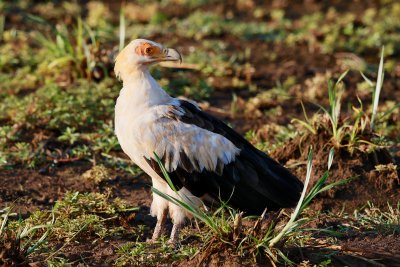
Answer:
[{"left": 114, "top": 39, "right": 182, "bottom": 80}]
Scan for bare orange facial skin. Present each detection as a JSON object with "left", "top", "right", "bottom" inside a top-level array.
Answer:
[{"left": 135, "top": 42, "right": 162, "bottom": 57}]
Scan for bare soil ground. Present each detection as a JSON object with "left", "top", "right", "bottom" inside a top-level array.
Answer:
[{"left": 272, "top": 131, "right": 400, "bottom": 213}]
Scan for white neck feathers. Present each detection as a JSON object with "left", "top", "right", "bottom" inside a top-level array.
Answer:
[{"left": 118, "top": 68, "right": 171, "bottom": 108}]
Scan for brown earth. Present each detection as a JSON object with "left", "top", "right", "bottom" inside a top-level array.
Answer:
[
  {"left": 0, "top": 163, "right": 156, "bottom": 266},
  {"left": 272, "top": 127, "right": 400, "bottom": 213},
  {"left": 287, "top": 233, "right": 400, "bottom": 267},
  {"left": 0, "top": 163, "right": 152, "bottom": 215}
]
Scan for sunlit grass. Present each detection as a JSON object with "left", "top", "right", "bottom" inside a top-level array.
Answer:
[{"left": 291, "top": 48, "right": 392, "bottom": 154}]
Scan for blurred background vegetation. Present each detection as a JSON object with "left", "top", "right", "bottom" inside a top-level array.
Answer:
[{"left": 0, "top": 0, "right": 399, "bottom": 170}]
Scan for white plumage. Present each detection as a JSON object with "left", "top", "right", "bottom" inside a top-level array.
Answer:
[
  {"left": 114, "top": 39, "right": 303, "bottom": 244},
  {"left": 114, "top": 39, "right": 240, "bottom": 243}
]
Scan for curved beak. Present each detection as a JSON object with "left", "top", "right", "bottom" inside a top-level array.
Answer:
[{"left": 163, "top": 48, "right": 182, "bottom": 63}]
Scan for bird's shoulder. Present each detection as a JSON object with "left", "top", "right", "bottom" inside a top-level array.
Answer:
[
  {"left": 139, "top": 98, "right": 240, "bottom": 174},
  {"left": 163, "top": 99, "right": 260, "bottom": 152}
]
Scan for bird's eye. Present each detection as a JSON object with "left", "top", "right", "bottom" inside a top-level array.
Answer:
[
  {"left": 145, "top": 47, "right": 153, "bottom": 55},
  {"left": 137, "top": 42, "right": 160, "bottom": 56}
]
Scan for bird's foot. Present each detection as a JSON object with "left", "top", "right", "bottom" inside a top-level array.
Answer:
[
  {"left": 147, "top": 228, "right": 163, "bottom": 244},
  {"left": 167, "top": 223, "right": 182, "bottom": 247},
  {"left": 148, "top": 210, "right": 168, "bottom": 243},
  {"left": 146, "top": 237, "right": 159, "bottom": 244},
  {"left": 167, "top": 238, "right": 180, "bottom": 249}
]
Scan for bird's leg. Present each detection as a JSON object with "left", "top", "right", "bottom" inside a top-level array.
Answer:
[
  {"left": 167, "top": 223, "right": 182, "bottom": 245},
  {"left": 150, "top": 209, "right": 167, "bottom": 242}
]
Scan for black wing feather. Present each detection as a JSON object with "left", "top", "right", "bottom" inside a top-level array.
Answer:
[{"left": 149, "top": 100, "right": 303, "bottom": 215}]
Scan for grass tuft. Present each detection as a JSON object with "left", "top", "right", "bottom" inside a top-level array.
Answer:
[{"left": 293, "top": 48, "right": 389, "bottom": 154}]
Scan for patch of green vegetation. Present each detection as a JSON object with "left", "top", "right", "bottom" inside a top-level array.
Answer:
[
  {"left": 355, "top": 202, "right": 400, "bottom": 234},
  {"left": 292, "top": 49, "right": 393, "bottom": 154},
  {"left": 173, "top": 9, "right": 287, "bottom": 42},
  {"left": 6, "top": 191, "right": 132, "bottom": 240},
  {"left": 0, "top": 79, "right": 120, "bottom": 167},
  {"left": 246, "top": 76, "right": 296, "bottom": 114},
  {"left": 305, "top": 200, "right": 400, "bottom": 240},
  {"left": 115, "top": 238, "right": 198, "bottom": 266},
  {"left": 285, "top": 3, "right": 400, "bottom": 56},
  {"left": 0, "top": 206, "right": 54, "bottom": 265},
  {"left": 54, "top": 191, "right": 127, "bottom": 217},
  {"left": 32, "top": 15, "right": 114, "bottom": 81},
  {"left": 81, "top": 164, "right": 111, "bottom": 184},
  {"left": 157, "top": 70, "right": 213, "bottom": 100},
  {"left": 1, "top": 192, "right": 139, "bottom": 264},
  {"left": 47, "top": 257, "right": 71, "bottom": 267}
]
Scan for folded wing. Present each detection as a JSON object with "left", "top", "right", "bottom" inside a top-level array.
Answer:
[{"left": 141, "top": 99, "right": 303, "bottom": 214}]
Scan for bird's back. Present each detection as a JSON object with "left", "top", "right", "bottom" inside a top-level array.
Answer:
[{"left": 145, "top": 99, "right": 304, "bottom": 215}]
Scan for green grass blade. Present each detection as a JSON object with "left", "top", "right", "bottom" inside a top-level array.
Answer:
[
  {"left": 268, "top": 147, "right": 314, "bottom": 247},
  {"left": 302, "top": 228, "right": 344, "bottom": 237},
  {"left": 119, "top": 4, "right": 126, "bottom": 52},
  {"left": 153, "top": 152, "right": 178, "bottom": 192},
  {"left": 151, "top": 187, "right": 217, "bottom": 231},
  {"left": 327, "top": 148, "right": 334, "bottom": 170},
  {"left": 360, "top": 71, "right": 374, "bottom": 86},
  {"left": 76, "top": 17, "right": 83, "bottom": 60},
  {"left": 0, "top": 15, "right": 4, "bottom": 42},
  {"left": 316, "top": 176, "right": 355, "bottom": 194},
  {"left": 0, "top": 206, "right": 13, "bottom": 235},
  {"left": 26, "top": 212, "right": 55, "bottom": 255},
  {"left": 25, "top": 14, "right": 49, "bottom": 25},
  {"left": 378, "top": 103, "right": 400, "bottom": 121},
  {"left": 371, "top": 46, "right": 385, "bottom": 130},
  {"left": 336, "top": 69, "right": 349, "bottom": 85},
  {"left": 291, "top": 118, "right": 317, "bottom": 135}
]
